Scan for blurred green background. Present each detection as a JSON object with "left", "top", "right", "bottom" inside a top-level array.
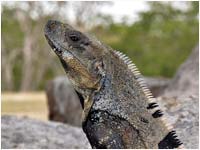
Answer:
[{"left": 2, "top": 1, "right": 198, "bottom": 92}]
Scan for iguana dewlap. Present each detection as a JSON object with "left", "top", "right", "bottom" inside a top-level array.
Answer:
[{"left": 44, "top": 20, "right": 183, "bottom": 149}]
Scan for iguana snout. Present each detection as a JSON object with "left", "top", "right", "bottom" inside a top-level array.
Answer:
[{"left": 44, "top": 20, "right": 103, "bottom": 91}]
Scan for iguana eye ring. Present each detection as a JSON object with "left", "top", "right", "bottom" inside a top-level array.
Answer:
[{"left": 69, "top": 34, "right": 80, "bottom": 42}]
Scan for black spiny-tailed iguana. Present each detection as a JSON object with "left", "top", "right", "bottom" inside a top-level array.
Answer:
[{"left": 44, "top": 20, "right": 183, "bottom": 149}]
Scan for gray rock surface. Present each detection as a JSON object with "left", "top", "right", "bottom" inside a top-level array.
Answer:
[
  {"left": 157, "top": 45, "right": 199, "bottom": 149},
  {"left": 143, "top": 77, "right": 170, "bottom": 97},
  {"left": 163, "top": 45, "right": 199, "bottom": 97},
  {"left": 46, "top": 76, "right": 82, "bottom": 126},
  {"left": 157, "top": 94, "right": 199, "bottom": 149},
  {"left": 1, "top": 115, "right": 91, "bottom": 149}
]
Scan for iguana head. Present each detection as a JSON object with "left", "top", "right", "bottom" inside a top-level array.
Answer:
[{"left": 44, "top": 20, "right": 107, "bottom": 94}]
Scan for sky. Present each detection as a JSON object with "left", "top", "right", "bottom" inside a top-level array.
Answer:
[
  {"left": 65, "top": 1, "right": 187, "bottom": 24},
  {"left": 2, "top": 1, "right": 148, "bottom": 24},
  {"left": 101, "top": 1, "right": 148, "bottom": 23},
  {"left": 67, "top": 1, "right": 149, "bottom": 24},
  {"left": 2, "top": 1, "right": 189, "bottom": 24}
]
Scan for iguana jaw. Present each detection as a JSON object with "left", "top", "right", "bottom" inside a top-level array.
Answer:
[{"left": 44, "top": 20, "right": 101, "bottom": 91}]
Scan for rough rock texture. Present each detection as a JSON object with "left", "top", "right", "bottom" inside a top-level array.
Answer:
[
  {"left": 157, "top": 95, "right": 199, "bottom": 149},
  {"left": 157, "top": 45, "right": 199, "bottom": 149},
  {"left": 46, "top": 76, "right": 82, "bottom": 126},
  {"left": 163, "top": 45, "right": 199, "bottom": 97},
  {"left": 1, "top": 115, "right": 90, "bottom": 149},
  {"left": 143, "top": 77, "right": 170, "bottom": 97}
]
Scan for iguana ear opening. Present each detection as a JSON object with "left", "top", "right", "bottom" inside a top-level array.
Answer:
[{"left": 94, "top": 60, "right": 106, "bottom": 77}]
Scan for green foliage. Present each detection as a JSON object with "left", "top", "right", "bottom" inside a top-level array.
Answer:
[
  {"left": 2, "top": 6, "right": 24, "bottom": 49},
  {"left": 2, "top": 6, "right": 24, "bottom": 91},
  {"left": 13, "top": 60, "right": 23, "bottom": 90},
  {"left": 93, "top": 2, "right": 198, "bottom": 77},
  {"left": 1, "top": 1, "right": 199, "bottom": 91}
]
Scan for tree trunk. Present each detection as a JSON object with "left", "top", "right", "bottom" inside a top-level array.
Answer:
[{"left": 20, "top": 35, "right": 33, "bottom": 91}]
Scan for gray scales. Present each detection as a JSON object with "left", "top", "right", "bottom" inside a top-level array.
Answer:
[{"left": 44, "top": 20, "right": 183, "bottom": 149}]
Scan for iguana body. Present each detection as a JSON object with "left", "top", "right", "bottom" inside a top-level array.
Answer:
[{"left": 44, "top": 20, "right": 183, "bottom": 149}]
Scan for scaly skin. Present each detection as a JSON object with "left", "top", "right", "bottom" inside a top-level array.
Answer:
[{"left": 44, "top": 20, "right": 183, "bottom": 149}]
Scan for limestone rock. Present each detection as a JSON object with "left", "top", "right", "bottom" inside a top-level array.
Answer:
[
  {"left": 143, "top": 77, "right": 170, "bottom": 97},
  {"left": 163, "top": 45, "right": 199, "bottom": 97},
  {"left": 158, "top": 45, "right": 199, "bottom": 149},
  {"left": 1, "top": 115, "right": 91, "bottom": 149},
  {"left": 46, "top": 76, "right": 82, "bottom": 126}
]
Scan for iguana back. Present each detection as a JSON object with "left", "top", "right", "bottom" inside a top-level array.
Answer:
[{"left": 44, "top": 20, "right": 183, "bottom": 149}]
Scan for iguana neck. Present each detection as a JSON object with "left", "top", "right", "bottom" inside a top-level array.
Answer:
[
  {"left": 44, "top": 20, "right": 183, "bottom": 149},
  {"left": 90, "top": 50, "right": 174, "bottom": 148}
]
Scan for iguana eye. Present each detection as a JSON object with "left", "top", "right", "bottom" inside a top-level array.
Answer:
[{"left": 69, "top": 34, "right": 80, "bottom": 42}]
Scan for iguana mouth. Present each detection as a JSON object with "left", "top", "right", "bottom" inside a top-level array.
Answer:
[
  {"left": 44, "top": 35, "right": 63, "bottom": 55},
  {"left": 46, "top": 36, "right": 85, "bottom": 68},
  {"left": 45, "top": 31, "right": 100, "bottom": 90},
  {"left": 45, "top": 33, "right": 75, "bottom": 61}
]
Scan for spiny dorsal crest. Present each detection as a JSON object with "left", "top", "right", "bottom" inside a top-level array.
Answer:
[{"left": 113, "top": 50, "right": 183, "bottom": 148}]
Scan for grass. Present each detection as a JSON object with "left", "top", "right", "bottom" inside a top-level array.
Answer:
[{"left": 1, "top": 92, "right": 48, "bottom": 121}]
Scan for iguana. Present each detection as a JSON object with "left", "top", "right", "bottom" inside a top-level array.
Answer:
[{"left": 44, "top": 20, "right": 183, "bottom": 149}]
